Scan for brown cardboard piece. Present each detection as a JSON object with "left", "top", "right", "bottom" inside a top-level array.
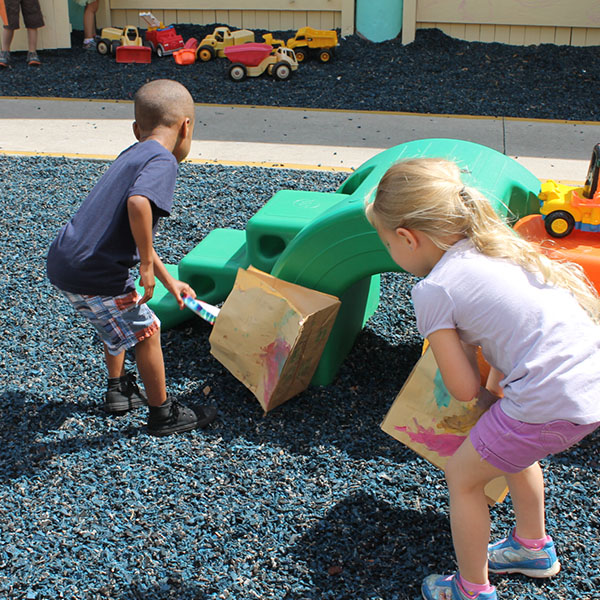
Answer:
[
  {"left": 209, "top": 267, "right": 341, "bottom": 413},
  {"left": 381, "top": 347, "right": 508, "bottom": 505}
]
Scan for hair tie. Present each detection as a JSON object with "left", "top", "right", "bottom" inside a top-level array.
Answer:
[{"left": 459, "top": 186, "right": 473, "bottom": 204}]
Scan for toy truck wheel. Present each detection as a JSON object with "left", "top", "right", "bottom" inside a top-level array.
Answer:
[
  {"left": 318, "top": 49, "right": 332, "bottom": 63},
  {"left": 96, "top": 39, "right": 110, "bottom": 55},
  {"left": 111, "top": 40, "right": 120, "bottom": 54},
  {"left": 294, "top": 49, "right": 306, "bottom": 63},
  {"left": 157, "top": 45, "right": 165, "bottom": 58},
  {"left": 545, "top": 210, "right": 575, "bottom": 238},
  {"left": 228, "top": 63, "right": 247, "bottom": 81},
  {"left": 273, "top": 62, "right": 292, "bottom": 81},
  {"left": 198, "top": 45, "right": 216, "bottom": 62}
]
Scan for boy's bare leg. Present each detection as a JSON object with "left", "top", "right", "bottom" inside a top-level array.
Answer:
[
  {"left": 103, "top": 344, "right": 125, "bottom": 378},
  {"left": 134, "top": 330, "right": 167, "bottom": 407}
]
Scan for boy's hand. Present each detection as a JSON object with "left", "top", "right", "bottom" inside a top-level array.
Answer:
[
  {"left": 168, "top": 279, "right": 196, "bottom": 309},
  {"left": 138, "top": 262, "right": 155, "bottom": 304}
]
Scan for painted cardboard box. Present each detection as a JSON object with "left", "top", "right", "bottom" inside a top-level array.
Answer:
[
  {"left": 381, "top": 347, "right": 508, "bottom": 504},
  {"left": 209, "top": 267, "right": 341, "bottom": 413}
]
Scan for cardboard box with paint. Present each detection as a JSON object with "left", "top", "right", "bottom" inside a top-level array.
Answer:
[{"left": 209, "top": 267, "right": 341, "bottom": 413}]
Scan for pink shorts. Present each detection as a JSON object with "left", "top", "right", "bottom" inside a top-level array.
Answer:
[{"left": 470, "top": 400, "right": 600, "bottom": 473}]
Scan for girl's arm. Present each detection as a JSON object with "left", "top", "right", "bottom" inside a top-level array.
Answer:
[{"left": 427, "top": 328, "right": 481, "bottom": 403}]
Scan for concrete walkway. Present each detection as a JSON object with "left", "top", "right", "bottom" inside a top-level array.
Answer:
[{"left": 1, "top": 96, "right": 599, "bottom": 181}]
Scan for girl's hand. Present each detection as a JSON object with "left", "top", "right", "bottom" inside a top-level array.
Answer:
[
  {"left": 168, "top": 279, "right": 196, "bottom": 309},
  {"left": 476, "top": 386, "right": 500, "bottom": 411}
]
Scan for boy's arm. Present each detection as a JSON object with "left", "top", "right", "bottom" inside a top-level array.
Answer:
[
  {"left": 127, "top": 195, "right": 197, "bottom": 309},
  {"left": 127, "top": 195, "right": 155, "bottom": 305}
]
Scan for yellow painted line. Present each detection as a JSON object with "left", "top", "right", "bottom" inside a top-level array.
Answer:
[
  {"left": 0, "top": 149, "right": 353, "bottom": 172},
  {"left": 2, "top": 96, "right": 599, "bottom": 126},
  {"left": 186, "top": 157, "right": 353, "bottom": 172},
  {"left": 0, "top": 149, "right": 116, "bottom": 160}
]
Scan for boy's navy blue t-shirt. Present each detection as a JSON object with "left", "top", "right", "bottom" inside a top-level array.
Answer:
[{"left": 47, "top": 140, "right": 178, "bottom": 296}]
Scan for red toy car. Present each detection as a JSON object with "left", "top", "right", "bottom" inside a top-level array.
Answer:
[{"left": 145, "top": 26, "right": 184, "bottom": 57}]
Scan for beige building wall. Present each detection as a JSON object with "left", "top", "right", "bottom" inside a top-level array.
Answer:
[
  {"left": 101, "top": 0, "right": 356, "bottom": 36},
  {"left": 403, "top": 0, "right": 600, "bottom": 46},
  {"left": 7, "top": 0, "right": 600, "bottom": 50}
]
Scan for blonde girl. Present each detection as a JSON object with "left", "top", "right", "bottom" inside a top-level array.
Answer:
[{"left": 366, "top": 158, "right": 600, "bottom": 600}]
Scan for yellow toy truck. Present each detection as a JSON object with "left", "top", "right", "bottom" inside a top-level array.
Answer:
[
  {"left": 96, "top": 25, "right": 143, "bottom": 55},
  {"left": 263, "top": 27, "right": 338, "bottom": 63},
  {"left": 539, "top": 143, "right": 600, "bottom": 237},
  {"left": 196, "top": 26, "right": 255, "bottom": 62}
]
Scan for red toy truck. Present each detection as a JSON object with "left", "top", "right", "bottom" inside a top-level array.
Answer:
[{"left": 140, "top": 12, "right": 184, "bottom": 57}]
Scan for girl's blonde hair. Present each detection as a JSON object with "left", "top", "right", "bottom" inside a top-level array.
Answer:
[{"left": 366, "top": 158, "right": 600, "bottom": 324}]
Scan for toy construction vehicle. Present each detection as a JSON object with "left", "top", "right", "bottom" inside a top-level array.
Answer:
[
  {"left": 196, "top": 26, "right": 255, "bottom": 62},
  {"left": 96, "top": 25, "right": 143, "bottom": 55},
  {"left": 263, "top": 27, "right": 338, "bottom": 63},
  {"left": 539, "top": 143, "right": 600, "bottom": 237},
  {"left": 224, "top": 43, "right": 298, "bottom": 81},
  {"left": 139, "top": 12, "right": 184, "bottom": 57}
]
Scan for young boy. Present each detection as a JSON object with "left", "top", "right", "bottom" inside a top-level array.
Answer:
[{"left": 47, "top": 79, "right": 217, "bottom": 437}]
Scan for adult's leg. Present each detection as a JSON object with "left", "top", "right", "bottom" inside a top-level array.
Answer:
[
  {"left": 1, "top": 28, "right": 14, "bottom": 51},
  {"left": 26, "top": 27, "right": 37, "bottom": 52}
]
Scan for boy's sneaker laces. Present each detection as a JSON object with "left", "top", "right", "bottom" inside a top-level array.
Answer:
[{"left": 147, "top": 397, "right": 216, "bottom": 437}]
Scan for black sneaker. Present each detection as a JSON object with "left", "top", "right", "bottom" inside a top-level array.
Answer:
[
  {"left": 147, "top": 397, "right": 217, "bottom": 437},
  {"left": 103, "top": 372, "right": 147, "bottom": 415}
]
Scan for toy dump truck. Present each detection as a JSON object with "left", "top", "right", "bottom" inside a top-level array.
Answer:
[
  {"left": 139, "top": 11, "right": 184, "bottom": 57},
  {"left": 96, "top": 25, "right": 143, "bottom": 55},
  {"left": 263, "top": 27, "right": 338, "bottom": 63},
  {"left": 196, "top": 26, "right": 255, "bottom": 62},
  {"left": 224, "top": 43, "right": 298, "bottom": 81},
  {"left": 539, "top": 143, "right": 600, "bottom": 237}
]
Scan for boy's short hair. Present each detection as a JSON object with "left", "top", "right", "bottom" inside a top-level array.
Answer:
[{"left": 134, "top": 79, "right": 194, "bottom": 132}]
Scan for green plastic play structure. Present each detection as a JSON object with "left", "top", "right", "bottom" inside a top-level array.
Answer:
[{"left": 138, "top": 138, "right": 541, "bottom": 385}]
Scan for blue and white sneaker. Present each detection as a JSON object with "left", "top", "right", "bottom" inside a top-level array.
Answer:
[
  {"left": 422, "top": 573, "right": 497, "bottom": 600},
  {"left": 488, "top": 529, "right": 561, "bottom": 578}
]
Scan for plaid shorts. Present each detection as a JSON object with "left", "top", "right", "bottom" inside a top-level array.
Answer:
[{"left": 59, "top": 289, "right": 160, "bottom": 356}]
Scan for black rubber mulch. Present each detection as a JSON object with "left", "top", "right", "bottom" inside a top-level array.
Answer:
[{"left": 0, "top": 26, "right": 599, "bottom": 121}]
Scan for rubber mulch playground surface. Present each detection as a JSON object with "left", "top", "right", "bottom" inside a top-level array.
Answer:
[{"left": 1, "top": 25, "right": 599, "bottom": 600}]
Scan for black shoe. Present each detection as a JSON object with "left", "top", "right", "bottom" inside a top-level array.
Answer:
[
  {"left": 103, "top": 372, "right": 147, "bottom": 415},
  {"left": 147, "top": 398, "right": 217, "bottom": 437}
]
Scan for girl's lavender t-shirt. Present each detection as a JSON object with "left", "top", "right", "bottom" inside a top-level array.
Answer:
[
  {"left": 47, "top": 140, "right": 178, "bottom": 296},
  {"left": 411, "top": 238, "right": 600, "bottom": 425}
]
